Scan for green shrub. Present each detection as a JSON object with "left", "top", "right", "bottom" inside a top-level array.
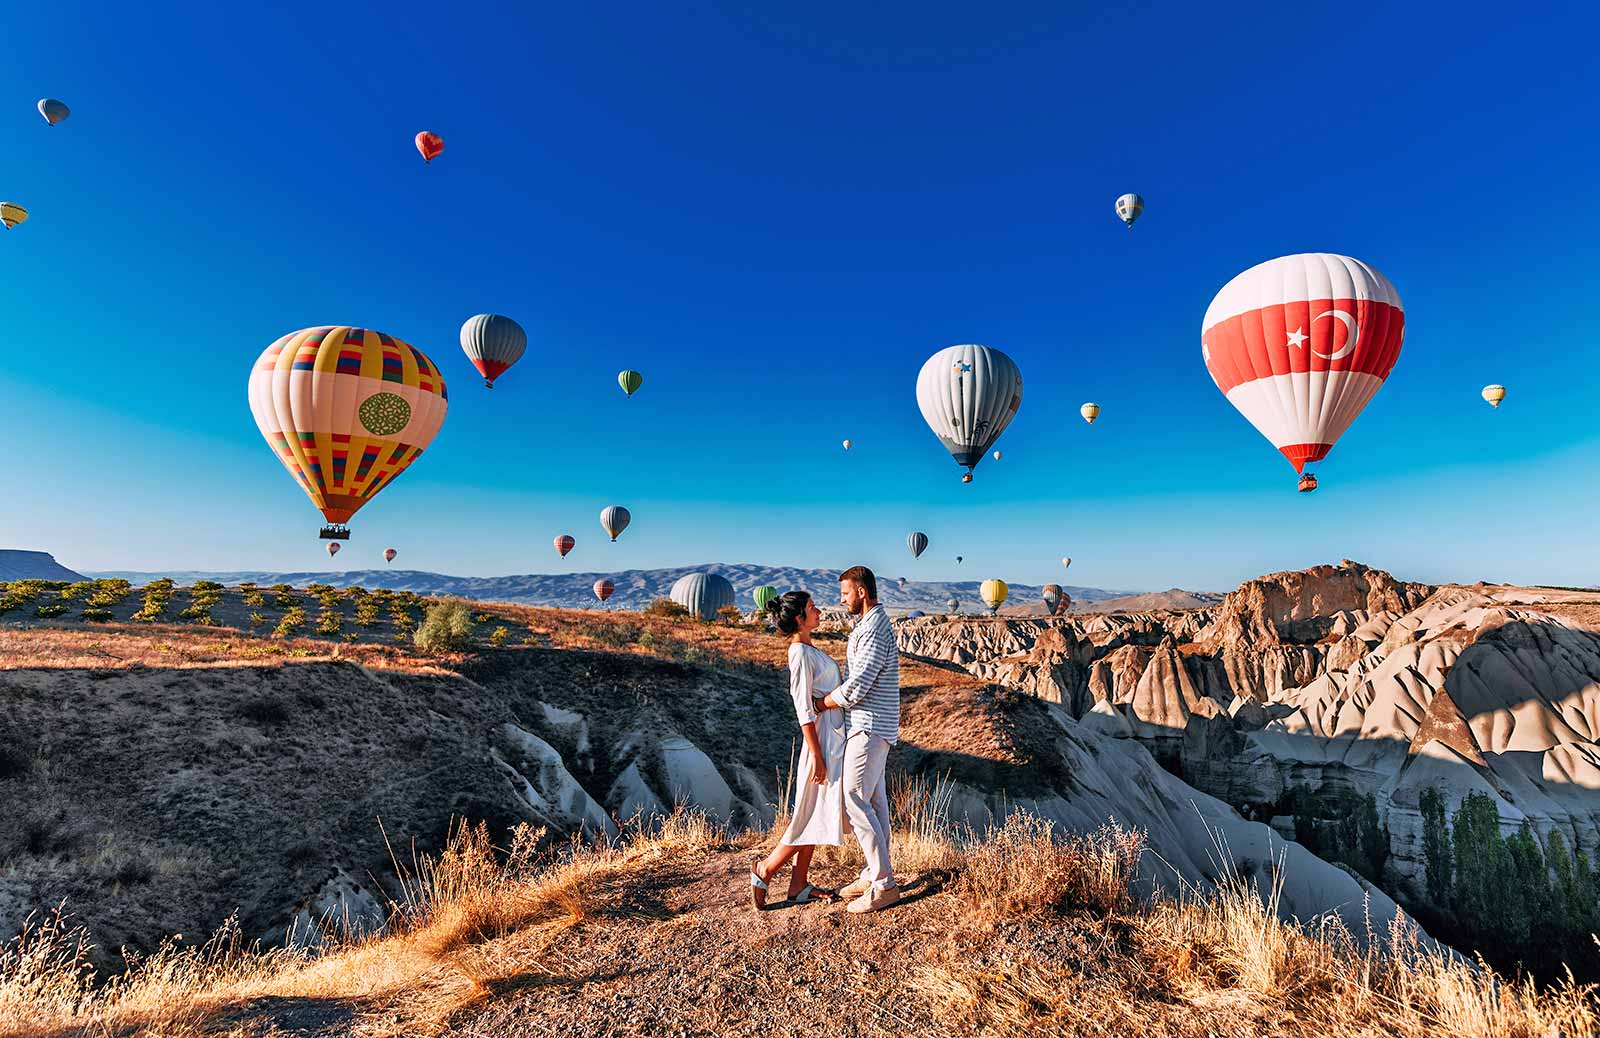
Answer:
[
  {"left": 274, "top": 607, "right": 307, "bottom": 639},
  {"left": 355, "top": 601, "right": 382, "bottom": 629},
  {"left": 60, "top": 582, "right": 94, "bottom": 602},
  {"left": 192, "top": 580, "right": 223, "bottom": 592},
  {"left": 315, "top": 610, "right": 342, "bottom": 636},
  {"left": 489, "top": 626, "right": 511, "bottom": 647},
  {"left": 415, "top": 600, "right": 475, "bottom": 653},
  {"left": 177, "top": 603, "right": 215, "bottom": 623},
  {"left": 272, "top": 584, "right": 298, "bottom": 609},
  {"left": 242, "top": 590, "right": 268, "bottom": 608},
  {"left": 85, "top": 579, "right": 132, "bottom": 608},
  {"left": 248, "top": 612, "right": 267, "bottom": 629},
  {"left": 33, "top": 602, "right": 70, "bottom": 619},
  {"left": 81, "top": 608, "right": 113, "bottom": 623}
]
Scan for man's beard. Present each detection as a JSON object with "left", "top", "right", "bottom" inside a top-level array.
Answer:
[{"left": 848, "top": 599, "right": 864, "bottom": 616}]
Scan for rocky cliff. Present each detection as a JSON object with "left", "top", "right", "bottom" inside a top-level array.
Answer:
[{"left": 896, "top": 562, "right": 1600, "bottom": 902}]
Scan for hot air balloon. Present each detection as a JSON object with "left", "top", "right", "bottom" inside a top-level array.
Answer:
[
  {"left": 1482, "top": 384, "right": 1506, "bottom": 408},
  {"left": 248, "top": 327, "right": 449, "bottom": 540},
  {"left": 955, "top": 556, "right": 963, "bottom": 565},
  {"left": 384, "top": 548, "right": 397, "bottom": 563},
  {"left": 36, "top": 99, "right": 69, "bottom": 126},
  {"left": 618, "top": 370, "right": 643, "bottom": 397},
  {"left": 916, "top": 344, "right": 1022, "bottom": 482},
  {"left": 415, "top": 131, "right": 444, "bottom": 163},
  {"left": 593, "top": 578, "right": 615, "bottom": 604},
  {"left": 946, "top": 596, "right": 960, "bottom": 612},
  {"left": 752, "top": 585, "right": 777, "bottom": 613},
  {"left": 1080, "top": 403, "right": 1100, "bottom": 425},
  {"left": 992, "top": 450, "right": 1002, "bottom": 461},
  {"left": 1042, "top": 584, "right": 1063, "bottom": 615},
  {"left": 905, "top": 610, "right": 926, "bottom": 619},
  {"left": 1061, "top": 557, "right": 1072, "bottom": 569},
  {"left": 980, "top": 579, "right": 1008, "bottom": 615},
  {"left": 327, "top": 542, "right": 341, "bottom": 558},
  {"left": 1203, "top": 253, "right": 1404, "bottom": 492},
  {"left": 600, "top": 505, "right": 631, "bottom": 541},
  {"left": 554, "top": 535, "right": 575, "bottom": 558},
  {"left": 907, "top": 531, "right": 928, "bottom": 559},
  {"left": 671, "top": 572, "right": 735, "bottom": 620},
  {"left": 898, "top": 577, "right": 908, "bottom": 588},
  {"left": 459, "top": 314, "right": 526, "bottom": 389},
  {"left": 1115, "top": 193, "right": 1144, "bottom": 228},
  {"left": 842, "top": 439, "right": 852, "bottom": 451},
  {"left": 1, "top": 203, "right": 28, "bottom": 229}
]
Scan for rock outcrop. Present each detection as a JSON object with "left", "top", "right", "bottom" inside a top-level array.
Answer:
[{"left": 896, "top": 563, "right": 1600, "bottom": 904}]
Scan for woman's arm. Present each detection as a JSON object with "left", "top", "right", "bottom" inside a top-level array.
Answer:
[{"left": 799, "top": 721, "right": 826, "bottom": 784}]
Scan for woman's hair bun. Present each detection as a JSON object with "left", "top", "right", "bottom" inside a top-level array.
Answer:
[{"left": 768, "top": 590, "right": 811, "bottom": 636}]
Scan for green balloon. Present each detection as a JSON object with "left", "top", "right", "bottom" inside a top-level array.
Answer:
[
  {"left": 618, "top": 370, "right": 643, "bottom": 396},
  {"left": 752, "top": 585, "right": 777, "bottom": 612}
]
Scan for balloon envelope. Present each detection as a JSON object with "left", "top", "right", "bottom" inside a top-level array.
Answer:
[
  {"left": 618, "top": 370, "right": 643, "bottom": 396},
  {"left": 460, "top": 314, "right": 526, "bottom": 388},
  {"left": 1080, "top": 402, "right": 1100, "bottom": 424},
  {"left": 1042, "top": 584, "right": 1063, "bottom": 614},
  {"left": 1115, "top": 193, "right": 1144, "bottom": 227},
  {"left": 415, "top": 131, "right": 444, "bottom": 162},
  {"left": 906, "top": 531, "right": 928, "bottom": 558},
  {"left": 384, "top": 548, "right": 397, "bottom": 563},
  {"left": 1482, "top": 384, "right": 1506, "bottom": 408},
  {"left": 327, "top": 542, "right": 341, "bottom": 558},
  {"left": 248, "top": 327, "right": 449, "bottom": 531},
  {"left": 593, "top": 578, "right": 615, "bottom": 603},
  {"left": 905, "top": 610, "right": 926, "bottom": 619},
  {"left": 600, "top": 506, "right": 631, "bottom": 541},
  {"left": 947, "top": 596, "right": 960, "bottom": 611},
  {"left": 752, "top": 585, "right": 777, "bottom": 612},
  {"left": 671, "top": 572, "right": 735, "bottom": 620},
  {"left": 980, "top": 579, "right": 1008, "bottom": 613},
  {"left": 842, "top": 439, "right": 852, "bottom": 450},
  {"left": 554, "top": 535, "right": 575, "bottom": 558},
  {"left": 1202, "top": 253, "right": 1403, "bottom": 478},
  {"left": 916, "top": 344, "right": 1022, "bottom": 479},
  {"left": 1, "top": 203, "right": 28, "bottom": 229},
  {"left": 37, "top": 99, "right": 69, "bottom": 125}
]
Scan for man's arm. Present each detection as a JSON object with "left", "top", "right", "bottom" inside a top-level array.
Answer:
[{"left": 821, "top": 617, "right": 893, "bottom": 710}]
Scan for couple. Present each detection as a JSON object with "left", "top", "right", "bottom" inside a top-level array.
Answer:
[{"left": 750, "top": 565, "right": 901, "bottom": 914}]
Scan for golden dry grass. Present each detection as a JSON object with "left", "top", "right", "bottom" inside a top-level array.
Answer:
[{"left": 2, "top": 793, "right": 1596, "bottom": 1038}]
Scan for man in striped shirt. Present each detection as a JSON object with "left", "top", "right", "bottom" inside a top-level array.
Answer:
[{"left": 819, "top": 565, "right": 901, "bottom": 912}]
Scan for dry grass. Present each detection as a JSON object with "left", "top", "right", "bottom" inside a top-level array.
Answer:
[{"left": 3, "top": 785, "right": 1596, "bottom": 1038}]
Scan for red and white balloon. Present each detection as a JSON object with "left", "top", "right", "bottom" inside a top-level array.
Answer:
[{"left": 1202, "top": 253, "right": 1403, "bottom": 484}]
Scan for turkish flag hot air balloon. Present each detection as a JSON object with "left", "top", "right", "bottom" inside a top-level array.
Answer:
[
  {"left": 248, "top": 327, "right": 448, "bottom": 538},
  {"left": 554, "top": 534, "right": 575, "bottom": 558},
  {"left": 415, "top": 131, "right": 444, "bottom": 163},
  {"left": 1202, "top": 253, "right": 1403, "bottom": 489}
]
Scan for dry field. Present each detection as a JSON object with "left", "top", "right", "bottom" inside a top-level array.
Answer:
[{"left": 2, "top": 788, "right": 1595, "bottom": 1038}]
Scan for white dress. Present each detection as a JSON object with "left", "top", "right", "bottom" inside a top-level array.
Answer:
[{"left": 779, "top": 642, "right": 848, "bottom": 846}]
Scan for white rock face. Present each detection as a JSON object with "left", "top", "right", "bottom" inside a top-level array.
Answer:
[
  {"left": 286, "top": 868, "right": 386, "bottom": 948},
  {"left": 494, "top": 724, "right": 618, "bottom": 840}
]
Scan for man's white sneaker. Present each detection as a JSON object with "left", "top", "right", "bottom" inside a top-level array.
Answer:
[{"left": 846, "top": 884, "right": 900, "bottom": 913}]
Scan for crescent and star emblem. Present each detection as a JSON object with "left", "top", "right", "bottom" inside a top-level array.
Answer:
[{"left": 1285, "top": 309, "right": 1359, "bottom": 361}]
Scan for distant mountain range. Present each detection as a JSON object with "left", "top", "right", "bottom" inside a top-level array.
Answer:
[
  {"left": 82, "top": 563, "right": 1193, "bottom": 614},
  {"left": 0, "top": 550, "right": 87, "bottom": 582}
]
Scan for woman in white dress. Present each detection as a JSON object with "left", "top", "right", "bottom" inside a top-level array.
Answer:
[{"left": 750, "top": 590, "right": 848, "bottom": 908}]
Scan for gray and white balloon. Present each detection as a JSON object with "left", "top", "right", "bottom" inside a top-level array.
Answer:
[
  {"left": 670, "top": 572, "right": 735, "bottom": 620},
  {"left": 915, "top": 344, "right": 1022, "bottom": 483},
  {"left": 460, "top": 313, "right": 527, "bottom": 389}
]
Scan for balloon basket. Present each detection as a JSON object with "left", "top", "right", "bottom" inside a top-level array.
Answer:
[
  {"left": 319, "top": 525, "right": 351, "bottom": 540},
  {"left": 1297, "top": 473, "right": 1319, "bottom": 494}
]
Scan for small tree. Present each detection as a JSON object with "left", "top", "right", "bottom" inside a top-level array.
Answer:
[
  {"left": 645, "top": 597, "right": 690, "bottom": 620},
  {"left": 415, "top": 600, "right": 475, "bottom": 653},
  {"left": 716, "top": 604, "right": 742, "bottom": 624}
]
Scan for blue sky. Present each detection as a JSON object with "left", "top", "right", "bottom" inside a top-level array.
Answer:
[{"left": 2, "top": 2, "right": 1597, "bottom": 591}]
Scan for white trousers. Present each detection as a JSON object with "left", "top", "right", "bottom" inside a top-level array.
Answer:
[{"left": 842, "top": 731, "right": 895, "bottom": 891}]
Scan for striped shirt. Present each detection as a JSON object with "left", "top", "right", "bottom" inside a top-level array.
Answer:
[{"left": 834, "top": 604, "right": 900, "bottom": 744}]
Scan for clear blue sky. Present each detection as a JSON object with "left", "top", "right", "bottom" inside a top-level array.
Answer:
[{"left": 3, "top": 2, "right": 1597, "bottom": 591}]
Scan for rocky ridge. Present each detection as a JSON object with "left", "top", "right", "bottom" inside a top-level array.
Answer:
[{"left": 894, "top": 561, "right": 1600, "bottom": 902}]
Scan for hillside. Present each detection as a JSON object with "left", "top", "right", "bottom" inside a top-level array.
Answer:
[
  {"left": 3, "top": 578, "right": 1405, "bottom": 971},
  {"left": 0, "top": 551, "right": 84, "bottom": 582},
  {"left": 86, "top": 563, "right": 1146, "bottom": 614}
]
